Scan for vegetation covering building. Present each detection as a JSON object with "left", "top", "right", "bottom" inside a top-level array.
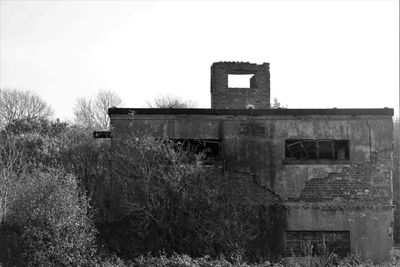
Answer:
[{"left": 107, "top": 62, "right": 394, "bottom": 263}]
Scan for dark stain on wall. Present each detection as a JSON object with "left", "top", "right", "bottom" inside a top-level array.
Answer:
[{"left": 239, "top": 121, "right": 265, "bottom": 136}]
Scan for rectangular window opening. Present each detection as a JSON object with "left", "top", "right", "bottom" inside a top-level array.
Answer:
[
  {"left": 168, "top": 139, "right": 221, "bottom": 165},
  {"left": 285, "top": 231, "right": 350, "bottom": 257},
  {"left": 228, "top": 74, "right": 254, "bottom": 88},
  {"left": 285, "top": 139, "right": 349, "bottom": 161}
]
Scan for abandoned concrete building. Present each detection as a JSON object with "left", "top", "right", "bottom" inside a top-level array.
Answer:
[{"left": 106, "top": 62, "right": 394, "bottom": 262}]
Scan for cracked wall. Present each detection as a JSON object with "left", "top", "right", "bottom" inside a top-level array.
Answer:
[
  {"left": 298, "top": 151, "right": 392, "bottom": 203},
  {"left": 110, "top": 111, "right": 393, "bottom": 262},
  {"left": 112, "top": 113, "right": 392, "bottom": 199},
  {"left": 284, "top": 149, "right": 393, "bottom": 262}
]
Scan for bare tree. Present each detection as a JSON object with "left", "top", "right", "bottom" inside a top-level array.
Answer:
[
  {"left": 146, "top": 94, "right": 197, "bottom": 108},
  {"left": 0, "top": 88, "right": 53, "bottom": 127},
  {"left": 73, "top": 89, "right": 122, "bottom": 130}
]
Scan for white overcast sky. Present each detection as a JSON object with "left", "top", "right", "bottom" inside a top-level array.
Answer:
[{"left": 1, "top": 0, "right": 399, "bottom": 120}]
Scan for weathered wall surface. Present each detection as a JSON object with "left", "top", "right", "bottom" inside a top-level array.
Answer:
[
  {"left": 110, "top": 109, "right": 394, "bottom": 262},
  {"left": 284, "top": 150, "right": 393, "bottom": 263},
  {"left": 220, "top": 170, "right": 281, "bottom": 205},
  {"left": 297, "top": 151, "right": 392, "bottom": 203},
  {"left": 211, "top": 62, "right": 270, "bottom": 109},
  {"left": 111, "top": 112, "right": 393, "bottom": 200},
  {"left": 392, "top": 119, "right": 400, "bottom": 243},
  {"left": 285, "top": 203, "right": 393, "bottom": 263}
]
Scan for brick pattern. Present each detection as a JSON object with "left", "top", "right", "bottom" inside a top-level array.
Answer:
[
  {"left": 211, "top": 62, "right": 270, "bottom": 109},
  {"left": 299, "top": 151, "right": 392, "bottom": 204}
]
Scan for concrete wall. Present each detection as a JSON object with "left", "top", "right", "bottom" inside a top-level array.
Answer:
[
  {"left": 393, "top": 120, "right": 400, "bottom": 243},
  {"left": 109, "top": 109, "right": 394, "bottom": 262},
  {"left": 111, "top": 112, "right": 392, "bottom": 199},
  {"left": 285, "top": 203, "right": 393, "bottom": 263}
]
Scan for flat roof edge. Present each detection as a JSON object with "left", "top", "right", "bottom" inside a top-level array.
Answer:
[{"left": 108, "top": 108, "right": 394, "bottom": 116}]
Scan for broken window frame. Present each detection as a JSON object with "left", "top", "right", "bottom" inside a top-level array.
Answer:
[
  {"left": 284, "top": 231, "right": 350, "bottom": 257},
  {"left": 285, "top": 139, "right": 349, "bottom": 161},
  {"left": 167, "top": 138, "right": 222, "bottom": 165}
]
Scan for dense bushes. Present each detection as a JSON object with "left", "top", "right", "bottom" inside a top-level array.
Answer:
[
  {"left": 0, "top": 119, "right": 98, "bottom": 266},
  {"left": 92, "top": 135, "right": 285, "bottom": 262},
  {"left": 93, "top": 252, "right": 400, "bottom": 267},
  {"left": 59, "top": 126, "right": 110, "bottom": 200},
  {"left": 0, "top": 170, "right": 97, "bottom": 266},
  {"left": 7, "top": 117, "right": 400, "bottom": 266},
  {"left": 2, "top": 118, "right": 69, "bottom": 171}
]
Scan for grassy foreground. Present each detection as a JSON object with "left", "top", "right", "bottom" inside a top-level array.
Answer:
[{"left": 96, "top": 249, "right": 400, "bottom": 267}]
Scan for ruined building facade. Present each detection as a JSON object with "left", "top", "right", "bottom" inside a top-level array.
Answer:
[{"left": 108, "top": 62, "right": 394, "bottom": 263}]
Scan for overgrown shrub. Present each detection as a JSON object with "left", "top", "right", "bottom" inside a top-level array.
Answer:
[
  {"left": 94, "top": 134, "right": 285, "bottom": 262},
  {"left": 2, "top": 118, "right": 69, "bottom": 171},
  {"left": 98, "top": 252, "right": 276, "bottom": 267},
  {"left": 59, "top": 125, "right": 110, "bottom": 200},
  {"left": 0, "top": 170, "right": 97, "bottom": 266},
  {"left": 95, "top": 251, "right": 400, "bottom": 267}
]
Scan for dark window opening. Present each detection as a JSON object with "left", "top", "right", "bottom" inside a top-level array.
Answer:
[
  {"left": 169, "top": 139, "right": 221, "bottom": 165},
  {"left": 318, "top": 140, "right": 334, "bottom": 159},
  {"left": 228, "top": 74, "right": 254, "bottom": 88},
  {"left": 285, "top": 139, "right": 349, "bottom": 161},
  {"left": 93, "top": 131, "right": 110, "bottom": 138},
  {"left": 285, "top": 231, "right": 350, "bottom": 257},
  {"left": 334, "top": 140, "right": 349, "bottom": 160}
]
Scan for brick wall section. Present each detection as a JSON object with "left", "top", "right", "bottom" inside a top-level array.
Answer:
[
  {"left": 299, "top": 151, "right": 392, "bottom": 204},
  {"left": 211, "top": 62, "right": 270, "bottom": 109}
]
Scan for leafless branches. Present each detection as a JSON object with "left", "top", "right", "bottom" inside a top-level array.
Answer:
[
  {"left": 0, "top": 88, "right": 53, "bottom": 127},
  {"left": 73, "top": 90, "right": 122, "bottom": 130},
  {"left": 146, "top": 94, "right": 197, "bottom": 108}
]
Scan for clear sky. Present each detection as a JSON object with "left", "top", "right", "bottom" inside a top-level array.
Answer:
[{"left": 1, "top": 0, "right": 399, "bottom": 120}]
